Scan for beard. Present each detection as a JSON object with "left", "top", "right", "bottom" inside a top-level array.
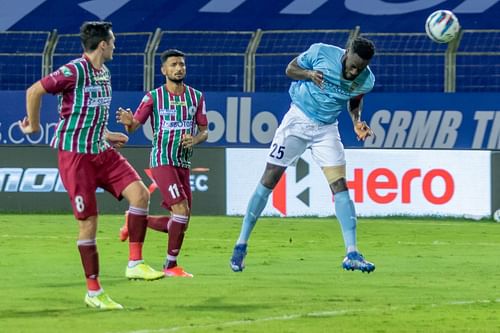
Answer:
[{"left": 168, "top": 75, "right": 184, "bottom": 84}]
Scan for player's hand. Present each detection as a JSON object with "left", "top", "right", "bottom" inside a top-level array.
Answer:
[
  {"left": 18, "top": 116, "right": 40, "bottom": 134},
  {"left": 116, "top": 107, "right": 133, "bottom": 126},
  {"left": 106, "top": 131, "right": 128, "bottom": 149},
  {"left": 354, "top": 121, "right": 374, "bottom": 141},
  {"left": 181, "top": 133, "right": 195, "bottom": 149},
  {"left": 308, "top": 70, "right": 324, "bottom": 89}
]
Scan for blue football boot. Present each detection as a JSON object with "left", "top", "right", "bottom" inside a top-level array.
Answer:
[
  {"left": 342, "top": 251, "right": 375, "bottom": 273},
  {"left": 230, "top": 244, "right": 247, "bottom": 272}
]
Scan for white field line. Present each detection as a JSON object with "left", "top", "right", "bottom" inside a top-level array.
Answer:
[
  {"left": 117, "top": 298, "right": 500, "bottom": 333},
  {"left": 397, "top": 240, "right": 500, "bottom": 246},
  {"left": 0, "top": 234, "right": 111, "bottom": 240},
  {"left": 120, "top": 310, "right": 353, "bottom": 333}
]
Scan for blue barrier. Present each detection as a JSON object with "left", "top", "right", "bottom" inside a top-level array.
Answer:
[{"left": 1, "top": 91, "right": 498, "bottom": 150}]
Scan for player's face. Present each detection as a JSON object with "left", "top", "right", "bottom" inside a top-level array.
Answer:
[
  {"left": 342, "top": 50, "right": 369, "bottom": 80},
  {"left": 102, "top": 31, "right": 115, "bottom": 62},
  {"left": 161, "top": 56, "right": 186, "bottom": 83}
]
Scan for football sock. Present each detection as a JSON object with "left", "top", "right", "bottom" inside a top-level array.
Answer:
[
  {"left": 165, "top": 255, "right": 177, "bottom": 269},
  {"left": 87, "top": 288, "right": 103, "bottom": 297},
  {"left": 77, "top": 239, "right": 101, "bottom": 292},
  {"left": 127, "top": 206, "right": 148, "bottom": 261},
  {"left": 237, "top": 183, "right": 272, "bottom": 244},
  {"left": 166, "top": 214, "right": 188, "bottom": 268},
  {"left": 147, "top": 215, "right": 170, "bottom": 233},
  {"left": 334, "top": 191, "right": 358, "bottom": 252},
  {"left": 127, "top": 260, "right": 144, "bottom": 268}
]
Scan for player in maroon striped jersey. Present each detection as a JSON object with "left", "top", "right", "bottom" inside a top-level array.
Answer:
[
  {"left": 19, "top": 21, "right": 164, "bottom": 310},
  {"left": 117, "top": 49, "right": 208, "bottom": 278}
]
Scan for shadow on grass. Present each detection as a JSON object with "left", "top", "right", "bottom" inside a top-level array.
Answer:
[{"left": 180, "top": 297, "right": 270, "bottom": 313}]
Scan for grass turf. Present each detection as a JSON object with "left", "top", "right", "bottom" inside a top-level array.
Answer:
[{"left": 1, "top": 214, "right": 500, "bottom": 332}]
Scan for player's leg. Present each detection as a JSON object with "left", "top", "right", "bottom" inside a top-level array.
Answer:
[
  {"left": 99, "top": 149, "right": 163, "bottom": 281},
  {"left": 312, "top": 124, "right": 374, "bottom": 273},
  {"left": 229, "top": 163, "right": 285, "bottom": 272},
  {"left": 78, "top": 216, "right": 123, "bottom": 309},
  {"left": 58, "top": 150, "right": 123, "bottom": 309},
  {"left": 231, "top": 105, "right": 308, "bottom": 272},
  {"left": 151, "top": 165, "right": 193, "bottom": 277},
  {"left": 328, "top": 175, "right": 375, "bottom": 273},
  {"left": 236, "top": 163, "right": 286, "bottom": 245},
  {"left": 119, "top": 213, "right": 170, "bottom": 241}
]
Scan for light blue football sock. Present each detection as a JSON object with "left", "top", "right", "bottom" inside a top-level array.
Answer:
[
  {"left": 334, "top": 190, "right": 357, "bottom": 252},
  {"left": 237, "top": 183, "right": 272, "bottom": 244}
]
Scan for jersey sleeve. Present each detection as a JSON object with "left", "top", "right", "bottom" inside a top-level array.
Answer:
[
  {"left": 40, "top": 64, "right": 76, "bottom": 94},
  {"left": 297, "top": 43, "right": 322, "bottom": 70},
  {"left": 195, "top": 94, "right": 208, "bottom": 126},
  {"left": 134, "top": 93, "right": 154, "bottom": 124}
]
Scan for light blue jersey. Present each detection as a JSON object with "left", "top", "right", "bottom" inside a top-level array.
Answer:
[{"left": 289, "top": 43, "right": 375, "bottom": 124}]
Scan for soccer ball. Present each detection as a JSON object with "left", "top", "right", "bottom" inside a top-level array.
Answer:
[
  {"left": 425, "top": 10, "right": 460, "bottom": 43},
  {"left": 494, "top": 209, "right": 500, "bottom": 223}
]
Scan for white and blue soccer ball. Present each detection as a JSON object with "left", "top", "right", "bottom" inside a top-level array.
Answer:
[
  {"left": 425, "top": 10, "right": 461, "bottom": 43},
  {"left": 494, "top": 209, "right": 500, "bottom": 223}
]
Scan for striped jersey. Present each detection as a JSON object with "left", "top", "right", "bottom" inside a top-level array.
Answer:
[
  {"left": 134, "top": 84, "right": 208, "bottom": 168},
  {"left": 41, "top": 55, "right": 112, "bottom": 154}
]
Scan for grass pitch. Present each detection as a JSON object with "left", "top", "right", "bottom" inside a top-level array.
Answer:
[{"left": 1, "top": 214, "right": 500, "bottom": 333}]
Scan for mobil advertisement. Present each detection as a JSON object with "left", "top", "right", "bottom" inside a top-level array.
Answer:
[
  {"left": 226, "top": 149, "right": 492, "bottom": 219},
  {"left": 0, "top": 146, "right": 226, "bottom": 215},
  {"left": 1, "top": 91, "right": 499, "bottom": 149}
]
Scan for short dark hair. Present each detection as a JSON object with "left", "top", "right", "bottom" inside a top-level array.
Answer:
[
  {"left": 160, "top": 49, "right": 185, "bottom": 64},
  {"left": 80, "top": 21, "right": 113, "bottom": 52},
  {"left": 350, "top": 36, "right": 375, "bottom": 60}
]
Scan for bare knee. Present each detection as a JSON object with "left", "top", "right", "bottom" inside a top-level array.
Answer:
[
  {"left": 78, "top": 216, "right": 97, "bottom": 239},
  {"left": 123, "top": 181, "right": 150, "bottom": 208},
  {"left": 260, "top": 163, "right": 286, "bottom": 189},
  {"left": 135, "top": 185, "right": 150, "bottom": 207},
  {"left": 171, "top": 200, "right": 190, "bottom": 217}
]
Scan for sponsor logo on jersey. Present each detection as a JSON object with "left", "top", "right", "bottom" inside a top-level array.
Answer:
[
  {"left": 84, "top": 86, "right": 102, "bottom": 93},
  {"left": 88, "top": 96, "right": 112, "bottom": 107},
  {"left": 159, "top": 108, "right": 177, "bottom": 116},
  {"left": 161, "top": 119, "right": 193, "bottom": 129},
  {"left": 93, "top": 72, "right": 110, "bottom": 83},
  {"left": 170, "top": 100, "right": 187, "bottom": 107}
]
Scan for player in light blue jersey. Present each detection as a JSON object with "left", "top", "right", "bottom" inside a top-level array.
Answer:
[{"left": 230, "top": 36, "right": 376, "bottom": 273}]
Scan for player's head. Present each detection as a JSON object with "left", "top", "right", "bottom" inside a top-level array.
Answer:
[
  {"left": 343, "top": 36, "right": 375, "bottom": 80},
  {"left": 80, "top": 21, "right": 115, "bottom": 61},
  {"left": 160, "top": 49, "right": 186, "bottom": 84}
]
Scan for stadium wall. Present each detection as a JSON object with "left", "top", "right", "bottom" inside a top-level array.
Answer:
[{"left": 0, "top": 146, "right": 497, "bottom": 219}]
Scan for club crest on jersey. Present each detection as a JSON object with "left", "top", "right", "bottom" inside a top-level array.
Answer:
[
  {"left": 188, "top": 105, "right": 197, "bottom": 116},
  {"left": 349, "top": 81, "right": 359, "bottom": 92}
]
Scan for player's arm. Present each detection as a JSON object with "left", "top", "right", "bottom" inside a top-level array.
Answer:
[
  {"left": 182, "top": 125, "right": 208, "bottom": 149},
  {"left": 104, "top": 128, "right": 128, "bottom": 149},
  {"left": 116, "top": 107, "right": 141, "bottom": 133},
  {"left": 348, "top": 94, "right": 373, "bottom": 141},
  {"left": 19, "top": 81, "right": 47, "bottom": 134},
  {"left": 286, "top": 58, "right": 324, "bottom": 88}
]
